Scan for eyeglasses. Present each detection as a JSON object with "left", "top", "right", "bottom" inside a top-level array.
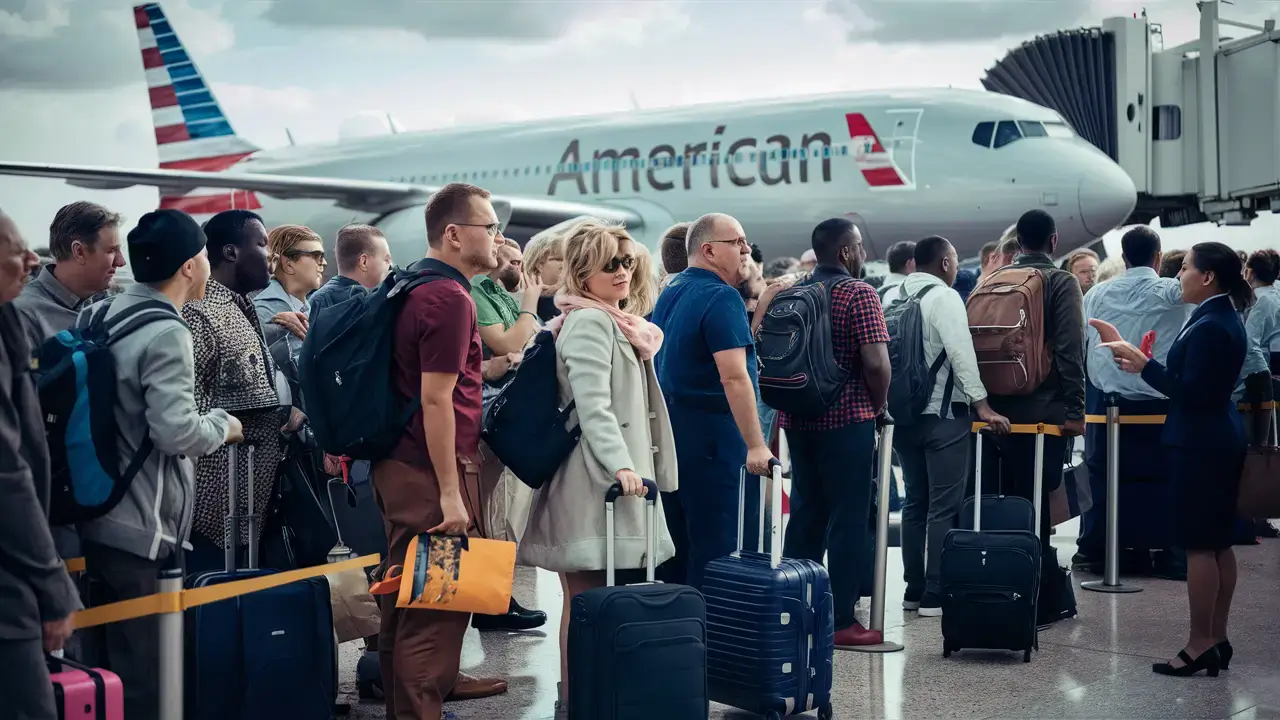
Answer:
[
  {"left": 706, "top": 237, "right": 749, "bottom": 250},
  {"left": 452, "top": 222, "right": 503, "bottom": 238},
  {"left": 603, "top": 255, "right": 636, "bottom": 273},
  {"left": 285, "top": 249, "right": 326, "bottom": 262}
]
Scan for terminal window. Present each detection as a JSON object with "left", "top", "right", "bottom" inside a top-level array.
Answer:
[{"left": 1153, "top": 105, "right": 1182, "bottom": 141}]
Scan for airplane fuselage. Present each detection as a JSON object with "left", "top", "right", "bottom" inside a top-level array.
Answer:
[{"left": 232, "top": 89, "right": 1138, "bottom": 264}]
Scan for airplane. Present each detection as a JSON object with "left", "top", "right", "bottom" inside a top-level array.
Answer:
[{"left": 0, "top": 2, "right": 1138, "bottom": 266}]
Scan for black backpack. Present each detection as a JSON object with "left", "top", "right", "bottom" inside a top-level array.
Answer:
[
  {"left": 33, "top": 298, "right": 183, "bottom": 525},
  {"left": 884, "top": 284, "right": 951, "bottom": 427},
  {"left": 756, "top": 277, "right": 852, "bottom": 417},
  {"left": 299, "top": 265, "right": 446, "bottom": 461},
  {"left": 482, "top": 330, "right": 581, "bottom": 489}
]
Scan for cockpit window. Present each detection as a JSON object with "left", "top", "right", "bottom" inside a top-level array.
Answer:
[
  {"left": 993, "top": 120, "right": 1022, "bottom": 148},
  {"left": 974, "top": 119, "right": 1075, "bottom": 148},
  {"left": 972, "top": 121, "right": 995, "bottom": 148},
  {"left": 1041, "top": 120, "right": 1075, "bottom": 138},
  {"left": 1018, "top": 120, "right": 1048, "bottom": 138}
]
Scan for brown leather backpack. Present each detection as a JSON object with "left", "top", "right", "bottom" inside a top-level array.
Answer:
[{"left": 965, "top": 266, "right": 1052, "bottom": 395}]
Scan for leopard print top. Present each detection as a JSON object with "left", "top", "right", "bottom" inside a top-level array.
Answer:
[{"left": 183, "top": 280, "right": 288, "bottom": 548}]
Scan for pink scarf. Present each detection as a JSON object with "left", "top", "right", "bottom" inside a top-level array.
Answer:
[{"left": 545, "top": 294, "right": 664, "bottom": 361}]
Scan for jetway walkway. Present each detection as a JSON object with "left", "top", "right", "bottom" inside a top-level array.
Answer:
[{"left": 982, "top": 0, "right": 1280, "bottom": 231}]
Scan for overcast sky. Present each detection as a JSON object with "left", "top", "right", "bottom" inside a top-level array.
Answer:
[{"left": 1, "top": 0, "right": 1277, "bottom": 256}]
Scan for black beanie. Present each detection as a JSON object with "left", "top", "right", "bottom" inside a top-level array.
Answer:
[{"left": 128, "top": 209, "right": 207, "bottom": 283}]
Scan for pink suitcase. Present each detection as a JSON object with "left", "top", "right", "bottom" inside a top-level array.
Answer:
[{"left": 48, "top": 655, "right": 124, "bottom": 720}]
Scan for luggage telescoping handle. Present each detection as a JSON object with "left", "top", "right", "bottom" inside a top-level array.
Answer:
[
  {"left": 972, "top": 426, "right": 1045, "bottom": 539},
  {"left": 604, "top": 478, "right": 660, "bottom": 588},
  {"left": 223, "top": 442, "right": 258, "bottom": 573},
  {"left": 735, "top": 459, "right": 784, "bottom": 570}
]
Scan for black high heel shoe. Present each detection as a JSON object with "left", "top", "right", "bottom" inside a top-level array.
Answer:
[
  {"left": 1216, "top": 639, "right": 1233, "bottom": 670},
  {"left": 1152, "top": 647, "right": 1221, "bottom": 677}
]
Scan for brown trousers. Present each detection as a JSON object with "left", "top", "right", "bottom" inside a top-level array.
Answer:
[{"left": 371, "top": 457, "right": 487, "bottom": 720}]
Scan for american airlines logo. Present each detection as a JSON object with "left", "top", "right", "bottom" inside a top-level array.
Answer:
[{"left": 547, "top": 113, "right": 908, "bottom": 196}]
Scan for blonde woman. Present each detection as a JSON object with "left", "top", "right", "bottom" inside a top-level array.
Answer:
[
  {"left": 516, "top": 219, "right": 677, "bottom": 711},
  {"left": 253, "top": 224, "right": 327, "bottom": 362},
  {"left": 523, "top": 222, "right": 571, "bottom": 322},
  {"left": 629, "top": 240, "right": 659, "bottom": 318}
]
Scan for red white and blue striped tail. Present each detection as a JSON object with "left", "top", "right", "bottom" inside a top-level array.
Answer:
[{"left": 134, "top": 2, "right": 262, "bottom": 216}]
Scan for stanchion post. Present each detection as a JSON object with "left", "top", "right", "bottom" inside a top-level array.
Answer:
[
  {"left": 847, "top": 415, "right": 903, "bottom": 654},
  {"left": 1082, "top": 395, "right": 1142, "bottom": 594},
  {"left": 157, "top": 562, "right": 184, "bottom": 720}
]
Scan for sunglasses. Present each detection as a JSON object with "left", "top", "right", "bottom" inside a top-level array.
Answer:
[
  {"left": 285, "top": 249, "right": 326, "bottom": 262},
  {"left": 603, "top": 255, "right": 636, "bottom": 273}
]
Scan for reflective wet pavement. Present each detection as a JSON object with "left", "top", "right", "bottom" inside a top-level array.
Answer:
[{"left": 339, "top": 519, "right": 1280, "bottom": 719}]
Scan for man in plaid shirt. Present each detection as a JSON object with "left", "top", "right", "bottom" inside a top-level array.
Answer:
[{"left": 778, "top": 218, "right": 891, "bottom": 648}]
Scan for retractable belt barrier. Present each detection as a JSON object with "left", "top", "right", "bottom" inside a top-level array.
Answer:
[
  {"left": 66, "top": 553, "right": 381, "bottom": 630},
  {"left": 1083, "top": 401, "right": 1275, "bottom": 426},
  {"left": 971, "top": 422, "right": 1063, "bottom": 436}
]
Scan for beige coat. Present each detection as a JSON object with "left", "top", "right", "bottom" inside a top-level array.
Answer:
[{"left": 518, "top": 308, "right": 678, "bottom": 573}]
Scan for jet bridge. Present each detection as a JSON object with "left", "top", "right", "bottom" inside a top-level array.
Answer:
[{"left": 982, "top": 1, "right": 1280, "bottom": 229}]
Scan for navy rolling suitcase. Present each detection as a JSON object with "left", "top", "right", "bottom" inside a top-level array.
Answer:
[
  {"left": 703, "top": 463, "right": 834, "bottom": 720},
  {"left": 940, "top": 428, "right": 1043, "bottom": 662},
  {"left": 185, "top": 444, "right": 338, "bottom": 720},
  {"left": 568, "top": 479, "right": 709, "bottom": 720}
]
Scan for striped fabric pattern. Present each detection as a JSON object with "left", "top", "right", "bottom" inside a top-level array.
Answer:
[{"left": 134, "top": 3, "right": 262, "bottom": 214}]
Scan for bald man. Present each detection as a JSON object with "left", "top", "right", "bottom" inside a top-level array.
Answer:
[{"left": 651, "top": 213, "right": 776, "bottom": 590}]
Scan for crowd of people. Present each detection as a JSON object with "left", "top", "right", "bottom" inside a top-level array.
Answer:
[{"left": 1, "top": 183, "right": 1276, "bottom": 719}]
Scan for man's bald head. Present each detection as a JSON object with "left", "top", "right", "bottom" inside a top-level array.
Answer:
[
  {"left": 685, "top": 212, "right": 741, "bottom": 257},
  {"left": 0, "top": 208, "right": 40, "bottom": 305},
  {"left": 686, "top": 212, "right": 750, "bottom": 286}
]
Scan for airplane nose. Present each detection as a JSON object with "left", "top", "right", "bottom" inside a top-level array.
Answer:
[{"left": 1078, "top": 164, "right": 1138, "bottom": 237}]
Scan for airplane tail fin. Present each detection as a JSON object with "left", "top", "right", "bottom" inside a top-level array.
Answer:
[{"left": 133, "top": 3, "right": 261, "bottom": 214}]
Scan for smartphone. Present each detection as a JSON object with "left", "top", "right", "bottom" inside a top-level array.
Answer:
[{"left": 1139, "top": 330, "right": 1156, "bottom": 359}]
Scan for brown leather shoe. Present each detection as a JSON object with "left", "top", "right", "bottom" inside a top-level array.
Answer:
[{"left": 446, "top": 672, "right": 508, "bottom": 701}]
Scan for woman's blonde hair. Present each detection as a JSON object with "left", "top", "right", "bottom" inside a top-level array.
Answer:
[
  {"left": 267, "top": 224, "right": 323, "bottom": 276},
  {"left": 629, "top": 242, "right": 658, "bottom": 318},
  {"left": 560, "top": 218, "right": 655, "bottom": 316},
  {"left": 523, "top": 223, "right": 571, "bottom": 281}
]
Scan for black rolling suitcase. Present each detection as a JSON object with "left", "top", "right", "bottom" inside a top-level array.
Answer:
[
  {"left": 940, "top": 429, "right": 1043, "bottom": 662},
  {"left": 568, "top": 479, "right": 708, "bottom": 719},
  {"left": 185, "top": 444, "right": 338, "bottom": 720}
]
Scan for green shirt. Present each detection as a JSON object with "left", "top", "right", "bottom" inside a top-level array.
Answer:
[{"left": 470, "top": 275, "right": 521, "bottom": 329}]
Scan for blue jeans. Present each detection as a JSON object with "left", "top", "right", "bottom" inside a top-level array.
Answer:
[
  {"left": 783, "top": 421, "right": 875, "bottom": 630},
  {"left": 667, "top": 404, "right": 759, "bottom": 590}
]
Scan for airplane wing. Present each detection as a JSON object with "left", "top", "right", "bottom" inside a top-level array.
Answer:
[{"left": 0, "top": 161, "right": 642, "bottom": 230}]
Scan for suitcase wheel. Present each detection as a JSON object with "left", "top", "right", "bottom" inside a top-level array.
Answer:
[
  {"left": 1023, "top": 649, "right": 1032, "bottom": 663},
  {"left": 765, "top": 712, "right": 783, "bottom": 720},
  {"left": 819, "top": 703, "right": 834, "bottom": 720}
]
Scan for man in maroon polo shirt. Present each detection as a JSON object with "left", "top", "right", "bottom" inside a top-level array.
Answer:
[{"left": 371, "top": 182, "right": 508, "bottom": 719}]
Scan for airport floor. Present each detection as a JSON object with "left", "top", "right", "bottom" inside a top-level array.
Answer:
[{"left": 337, "top": 518, "right": 1280, "bottom": 719}]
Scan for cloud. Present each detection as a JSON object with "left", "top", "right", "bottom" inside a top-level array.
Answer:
[
  {"left": 821, "top": 0, "right": 1094, "bottom": 44},
  {"left": 261, "top": 0, "right": 687, "bottom": 45},
  {"left": 0, "top": 0, "right": 235, "bottom": 89}
]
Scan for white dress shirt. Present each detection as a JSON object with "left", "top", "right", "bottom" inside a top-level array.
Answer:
[
  {"left": 879, "top": 272, "right": 909, "bottom": 308},
  {"left": 897, "top": 272, "right": 987, "bottom": 418}
]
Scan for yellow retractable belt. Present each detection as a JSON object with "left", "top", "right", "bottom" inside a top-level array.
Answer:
[
  {"left": 72, "top": 553, "right": 380, "bottom": 630},
  {"left": 971, "top": 422, "right": 1064, "bottom": 436}
]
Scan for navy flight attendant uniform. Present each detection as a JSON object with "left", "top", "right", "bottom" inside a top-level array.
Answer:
[
  {"left": 1140, "top": 294, "right": 1248, "bottom": 551},
  {"left": 652, "top": 267, "right": 760, "bottom": 590}
]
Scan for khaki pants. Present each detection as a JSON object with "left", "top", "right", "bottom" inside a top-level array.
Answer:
[{"left": 477, "top": 442, "right": 532, "bottom": 545}]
